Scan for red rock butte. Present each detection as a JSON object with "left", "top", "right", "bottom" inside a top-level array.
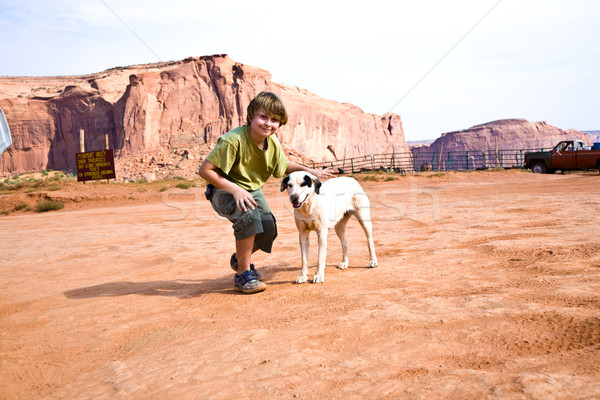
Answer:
[{"left": 0, "top": 55, "right": 407, "bottom": 178}]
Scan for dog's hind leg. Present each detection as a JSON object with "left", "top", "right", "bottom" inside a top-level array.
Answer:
[
  {"left": 335, "top": 213, "right": 351, "bottom": 270},
  {"left": 355, "top": 201, "right": 378, "bottom": 268}
]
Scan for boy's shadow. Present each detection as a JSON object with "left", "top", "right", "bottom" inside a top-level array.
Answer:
[{"left": 64, "top": 263, "right": 294, "bottom": 299}]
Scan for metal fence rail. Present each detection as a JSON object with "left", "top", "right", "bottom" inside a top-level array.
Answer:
[{"left": 310, "top": 147, "right": 550, "bottom": 173}]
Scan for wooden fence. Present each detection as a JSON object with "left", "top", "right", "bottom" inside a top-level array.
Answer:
[{"left": 309, "top": 147, "right": 550, "bottom": 173}]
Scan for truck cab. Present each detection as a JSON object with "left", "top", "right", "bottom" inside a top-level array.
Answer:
[{"left": 554, "top": 140, "right": 587, "bottom": 153}]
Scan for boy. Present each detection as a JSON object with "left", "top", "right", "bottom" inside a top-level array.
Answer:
[{"left": 199, "top": 91, "right": 336, "bottom": 294}]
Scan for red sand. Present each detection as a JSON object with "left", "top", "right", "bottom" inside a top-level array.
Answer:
[{"left": 1, "top": 170, "right": 600, "bottom": 399}]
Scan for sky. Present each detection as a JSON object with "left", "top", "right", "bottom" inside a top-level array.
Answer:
[{"left": 1, "top": 0, "right": 599, "bottom": 141}]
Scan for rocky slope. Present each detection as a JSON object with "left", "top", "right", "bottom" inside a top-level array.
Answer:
[{"left": 0, "top": 55, "right": 408, "bottom": 180}]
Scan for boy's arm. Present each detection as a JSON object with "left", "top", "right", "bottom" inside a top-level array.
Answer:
[
  {"left": 198, "top": 159, "right": 257, "bottom": 212},
  {"left": 285, "top": 161, "right": 337, "bottom": 180}
]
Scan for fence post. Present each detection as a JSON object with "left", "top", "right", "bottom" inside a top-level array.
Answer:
[
  {"left": 520, "top": 150, "right": 523, "bottom": 168},
  {"left": 79, "top": 129, "right": 86, "bottom": 184},
  {"left": 465, "top": 151, "right": 469, "bottom": 170}
]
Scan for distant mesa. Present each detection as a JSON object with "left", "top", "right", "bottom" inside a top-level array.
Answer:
[{"left": 416, "top": 119, "right": 590, "bottom": 153}]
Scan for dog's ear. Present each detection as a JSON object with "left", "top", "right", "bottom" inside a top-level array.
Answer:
[
  {"left": 314, "top": 178, "right": 322, "bottom": 194},
  {"left": 280, "top": 176, "right": 290, "bottom": 192},
  {"left": 302, "top": 174, "right": 312, "bottom": 188}
]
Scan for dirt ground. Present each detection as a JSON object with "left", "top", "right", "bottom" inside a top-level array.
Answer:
[{"left": 1, "top": 170, "right": 600, "bottom": 399}]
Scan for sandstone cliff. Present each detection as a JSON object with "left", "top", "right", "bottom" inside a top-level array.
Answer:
[
  {"left": 0, "top": 55, "right": 408, "bottom": 179},
  {"left": 409, "top": 119, "right": 590, "bottom": 171},
  {"left": 418, "top": 119, "right": 589, "bottom": 153}
]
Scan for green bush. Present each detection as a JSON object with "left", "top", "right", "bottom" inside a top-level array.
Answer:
[
  {"left": 176, "top": 181, "right": 194, "bottom": 189},
  {"left": 36, "top": 200, "right": 64, "bottom": 212},
  {"left": 13, "top": 203, "right": 28, "bottom": 212}
]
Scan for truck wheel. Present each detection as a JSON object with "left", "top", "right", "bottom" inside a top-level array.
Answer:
[{"left": 531, "top": 163, "right": 546, "bottom": 174}]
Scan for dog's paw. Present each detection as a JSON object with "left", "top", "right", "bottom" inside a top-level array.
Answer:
[
  {"left": 296, "top": 274, "right": 308, "bottom": 284},
  {"left": 337, "top": 261, "right": 348, "bottom": 270},
  {"left": 369, "top": 260, "right": 378, "bottom": 268},
  {"left": 312, "top": 272, "right": 325, "bottom": 284}
]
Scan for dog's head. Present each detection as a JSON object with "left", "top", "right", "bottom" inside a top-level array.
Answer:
[{"left": 280, "top": 171, "right": 322, "bottom": 209}]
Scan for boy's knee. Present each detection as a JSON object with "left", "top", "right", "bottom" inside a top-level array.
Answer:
[
  {"left": 255, "top": 213, "right": 278, "bottom": 253},
  {"left": 261, "top": 212, "right": 278, "bottom": 241}
]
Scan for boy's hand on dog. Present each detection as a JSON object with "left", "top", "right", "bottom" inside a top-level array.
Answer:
[{"left": 313, "top": 167, "right": 337, "bottom": 180}]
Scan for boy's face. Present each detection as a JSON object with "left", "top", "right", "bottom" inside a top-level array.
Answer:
[{"left": 249, "top": 109, "right": 281, "bottom": 143}]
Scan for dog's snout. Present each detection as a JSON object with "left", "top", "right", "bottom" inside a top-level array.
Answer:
[{"left": 290, "top": 194, "right": 299, "bottom": 204}]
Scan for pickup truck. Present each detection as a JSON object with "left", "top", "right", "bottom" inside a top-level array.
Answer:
[{"left": 525, "top": 140, "right": 600, "bottom": 174}]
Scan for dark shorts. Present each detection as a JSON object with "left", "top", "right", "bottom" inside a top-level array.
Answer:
[{"left": 206, "top": 184, "right": 278, "bottom": 253}]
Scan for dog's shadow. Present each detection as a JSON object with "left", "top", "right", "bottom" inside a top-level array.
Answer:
[{"left": 64, "top": 263, "right": 295, "bottom": 299}]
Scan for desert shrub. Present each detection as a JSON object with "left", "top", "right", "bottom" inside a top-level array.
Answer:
[
  {"left": 13, "top": 203, "right": 28, "bottom": 212},
  {"left": 176, "top": 181, "right": 194, "bottom": 189},
  {"left": 35, "top": 200, "right": 64, "bottom": 212},
  {"left": 357, "top": 175, "right": 380, "bottom": 182},
  {"left": 427, "top": 172, "right": 446, "bottom": 178},
  {"left": 9, "top": 182, "right": 24, "bottom": 190}
]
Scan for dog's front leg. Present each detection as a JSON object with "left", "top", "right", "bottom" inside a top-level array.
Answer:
[
  {"left": 296, "top": 231, "right": 310, "bottom": 284},
  {"left": 313, "top": 228, "right": 328, "bottom": 283}
]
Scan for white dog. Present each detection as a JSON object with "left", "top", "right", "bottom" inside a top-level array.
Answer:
[{"left": 280, "top": 171, "right": 378, "bottom": 284}]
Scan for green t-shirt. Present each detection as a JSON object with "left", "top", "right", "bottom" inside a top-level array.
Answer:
[{"left": 206, "top": 125, "right": 289, "bottom": 191}]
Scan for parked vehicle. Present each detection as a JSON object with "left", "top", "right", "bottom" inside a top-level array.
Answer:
[{"left": 525, "top": 140, "right": 600, "bottom": 174}]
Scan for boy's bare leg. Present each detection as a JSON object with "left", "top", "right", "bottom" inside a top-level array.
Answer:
[{"left": 235, "top": 235, "right": 255, "bottom": 274}]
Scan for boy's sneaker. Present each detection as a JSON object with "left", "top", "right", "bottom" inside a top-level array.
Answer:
[
  {"left": 234, "top": 270, "right": 267, "bottom": 294},
  {"left": 230, "top": 253, "right": 262, "bottom": 281}
]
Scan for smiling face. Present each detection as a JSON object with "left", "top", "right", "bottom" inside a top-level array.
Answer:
[
  {"left": 280, "top": 172, "right": 322, "bottom": 209},
  {"left": 249, "top": 109, "right": 281, "bottom": 147}
]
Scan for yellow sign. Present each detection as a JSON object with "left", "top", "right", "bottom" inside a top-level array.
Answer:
[{"left": 76, "top": 150, "right": 116, "bottom": 182}]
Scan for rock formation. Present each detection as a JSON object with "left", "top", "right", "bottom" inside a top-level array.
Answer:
[
  {"left": 410, "top": 119, "right": 590, "bottom": 171},
  {"left": 0, "top": 55, "right": 408, "bottom": 179},
  {"left": 418, "top": 119, "right": 590, "bottom": 153}
]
